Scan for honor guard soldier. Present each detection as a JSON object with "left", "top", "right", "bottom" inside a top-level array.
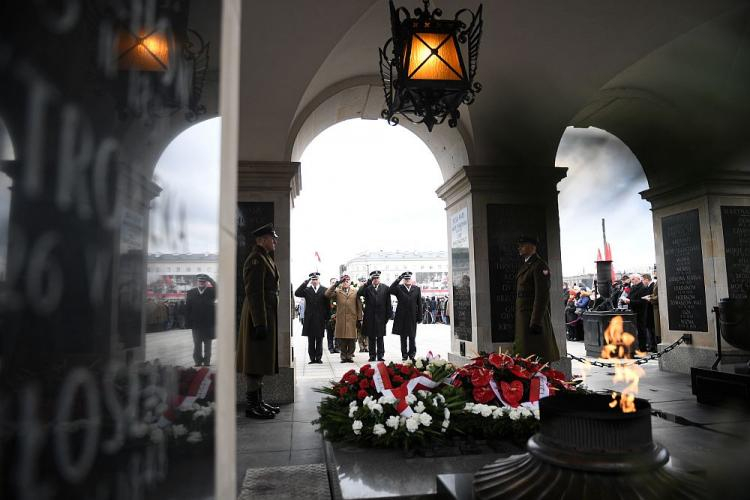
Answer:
[
  {"left": 357, "top": 270, "right": 393, "bottom": 361},
  {"left": 390, "top": 271, "right": 422, "bottom": 361},
  {"left": 294, "top": 272, "right": 329, "bottom": 364},
  {"left": 237, "top": 223, "right": 282, "bottom": 419},
  {"left": 514, "top": 235, "right": 560, "bottom": 363}
]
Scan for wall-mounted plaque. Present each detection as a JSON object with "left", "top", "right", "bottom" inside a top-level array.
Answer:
[
  {"left": 451, "top": 207, "right": 472, "bottom": 341},
  {"left": 487, "top": 204, "right": 547, "bottom": 343},
  {"left": 721, "top": 206, "right": 750, "bottom": 300},
  {"left": 236, "top": 202, "right": 275, "bottom": 333},
  {"left": 662, "top": 209, "right": 708, "bottom": 332}
]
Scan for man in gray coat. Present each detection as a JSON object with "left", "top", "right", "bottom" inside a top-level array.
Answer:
[
  {"left": 294, "top": 272, "right": 328, "bottom": 364},
  {"left": 390, "top": 271, "right": 422, "bottom": 361}
]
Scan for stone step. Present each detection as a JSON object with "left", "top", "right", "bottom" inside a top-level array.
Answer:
[{"left": 238, "top": 463, "right": 330, "bottom": 500}]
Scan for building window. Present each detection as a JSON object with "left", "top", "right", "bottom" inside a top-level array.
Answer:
[
  {"left": 186, "top": 267, "right": 191, "bottom": 272},
  {"left": 176, "top": 267, "right": 180, "bottom": 272},
  {"left": 166, "top": 267, "right": 171, "bottom": 272},
  {"left": 197, "top": 267, "right": 201, "bottom": 272}
]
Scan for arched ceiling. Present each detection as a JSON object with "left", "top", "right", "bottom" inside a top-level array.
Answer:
[{"left": 239, "top": 0, "right": 747, "bottom": 176}]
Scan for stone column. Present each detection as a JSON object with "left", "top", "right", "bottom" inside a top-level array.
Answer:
[
  {"left": 642, "top": 171, "right": 750, "bottom": 373},
  {"left": 437, "top": 165, "right": 570, "bottom": 374},
  {"left": 236, "top": 160, "right": 301, "bottom": 403}
]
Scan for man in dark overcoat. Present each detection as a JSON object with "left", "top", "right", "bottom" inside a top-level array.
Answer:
[
  {"left": 236, "top": 223, "right": 281, "bottom": 419},
  {"left": 294, "top": 272, "right": 329, "bottom": 364},
  {"left": 185, "top": 273, "right": 216, "bottom": 366},
  {"left": 513, "top": 235, "right": 560, "bottom": 363},
  {"left": 390, "top": 271, "right": 422, "bottom": 361},
  {"left": 357, "top": 270, "right": 393, "bottom": 362}
]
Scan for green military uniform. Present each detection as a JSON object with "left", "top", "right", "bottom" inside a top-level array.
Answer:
[
  {"left": 237, "top": 244, "right": 279, "bottom": 376},
  {"left": 513, "top": 253, "right": 560, "bottom": 363}
]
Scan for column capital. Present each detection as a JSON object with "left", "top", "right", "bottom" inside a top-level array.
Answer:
[
  {"left": 238, "top": 161, "right": 301, "bottom": 198},
  {"left": 640, "top": 169, "right": 750, "bottom": 210},
  {"left": 436, "top": 165, "right": 567, "bottom": 208}
]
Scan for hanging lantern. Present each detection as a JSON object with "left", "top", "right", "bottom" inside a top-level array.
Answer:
[
  {"left": 379, "top": 0, "right": 483, "bottom": 131},
  {"left": 116, "top": 28, "right": 172, "bottom": 71}
]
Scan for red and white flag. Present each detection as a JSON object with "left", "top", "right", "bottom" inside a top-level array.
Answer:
[{"left": 314, "top": 251, "right": 321, "bottom": 262}]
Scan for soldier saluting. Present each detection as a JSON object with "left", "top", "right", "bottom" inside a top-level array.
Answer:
[
  {"left": 237, "top": 223, "right": 282, "bottom": 419},
  {"left": 513, "top": 235, "right": 560, "bottom": 363},
  {"left": 294, "top": 272, "right": 328, "bottom": 364},
  {"left": 390, "top": 271, "right": 422, "bottom": 361},
  {"left": 357, "top": 270, "right": 393, "bottom": 362}
]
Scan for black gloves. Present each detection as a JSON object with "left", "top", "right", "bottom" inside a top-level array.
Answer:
[
  {"left": 398, "top": 272, "right": 407, "bottom": 281},
  {"left": 254, "top": 325, "right": 268, "bottom": 340},
  {"left": 529, "top": 324, "right": 543, "bottom": 335}
]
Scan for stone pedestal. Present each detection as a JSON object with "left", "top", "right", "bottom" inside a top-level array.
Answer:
[
  {"left": 437, "top": 166, "right": 570, "bottom": 374},
  {"left": 642, "top": 172, "right": 750, "bottom": 374},
  {"left": 236, "top": 160, "right": 301, "bottom": 403}
]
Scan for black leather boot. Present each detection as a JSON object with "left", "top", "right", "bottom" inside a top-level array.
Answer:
[
  {"left": 245, "top": 390, "right": 274, "bottom": 419},
  {"left": 259, "top": 386, "right": 281, "bottom": 414}
]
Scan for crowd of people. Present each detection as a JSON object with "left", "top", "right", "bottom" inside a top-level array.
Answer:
[{"left": 563, "top": 273, "right": 660, "bottom": 352}]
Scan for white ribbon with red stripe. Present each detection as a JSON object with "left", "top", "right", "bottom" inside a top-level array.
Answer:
[
  {"left": 159, "top": 367, "right": 213, "bottom": 426},
  {"left": 371, "top": 362, "right": 441, "bottom": 417}
]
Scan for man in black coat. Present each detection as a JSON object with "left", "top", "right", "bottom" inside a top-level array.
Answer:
[
  {"left": 625, "top": 274, "right": 652, "bottom": 351},
  {"left": 390, "top": 271, "right": 422, "bottom": 361},
  {"left": 294, "top": 272, "right": 329, "bottom": 363},
  {"left": 357, "top": 270, "right": 393, "bottom": 362},
  {"left": 185, "top": 273, "right": 216, "bottom": 366}
]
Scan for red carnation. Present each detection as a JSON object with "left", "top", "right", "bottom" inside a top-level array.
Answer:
[
  {"left": 472, "top": 385, "right": 495, "bottom": 403},
  {"left": 370, "top": 379, "right": 376, "bottom": 388},
  {"left": 357, "top": 389, "right": 368, "bottom": 400},
  {"left": 359, "top": 379, "right": 369, "bottom": 390},
  {"left": 393, "top": 375, "right": 404, "bottom": 384},
  {"left": 470, "top": 367, "right": 492, "bottom": 387},
  {"left": 400, "top": 365, "right": 411, "bottom": 376},
  {"left": 360, "top": 365, "right": 370, "bottom": 374},
  {"left": 500, "top": 380, "right": 524, "bottom": 407},
  {"left": 452, "top": 378, "right": 463, "bottom": 388},
  {"left": 338, "top": 386, "right": 348, "bottom": 397}
]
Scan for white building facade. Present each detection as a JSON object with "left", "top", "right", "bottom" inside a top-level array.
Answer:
[{"left": 344, "top": 250, "right": 449, "bottom": 296}]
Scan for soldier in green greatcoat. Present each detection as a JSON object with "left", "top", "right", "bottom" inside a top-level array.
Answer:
[
  {"left": 513, "top": 235, "right": 561, "bottom": 363},
  {"left": 237, "top": 223, "right": 282, "bottom": 419}
]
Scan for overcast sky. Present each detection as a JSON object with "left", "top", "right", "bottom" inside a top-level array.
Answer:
[{"left": 148, "top": 119, "right": 655, "bottom": 280}]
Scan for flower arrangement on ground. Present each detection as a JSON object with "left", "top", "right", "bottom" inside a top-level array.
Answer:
[{"left": 314, "top": 353, "right": 576, "bottom": 451}]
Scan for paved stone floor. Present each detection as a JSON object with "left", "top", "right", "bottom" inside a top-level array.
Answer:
[{"left": 146, "top": 326, "right": 750, "bottom": 498}]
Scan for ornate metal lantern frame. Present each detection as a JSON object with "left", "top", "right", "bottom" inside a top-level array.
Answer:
[{"left": 379, "top": 0, "right": 483, "bottom": 131}]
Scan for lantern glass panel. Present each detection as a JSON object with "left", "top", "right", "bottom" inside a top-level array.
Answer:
[
  {"left": 117, "top": 30, "right": 170, "bottom": 71},
  {"left": 406, "top": 32, "right": 463, "bottom": 81}
]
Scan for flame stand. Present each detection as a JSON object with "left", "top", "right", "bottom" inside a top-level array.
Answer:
[
  {"left": 690, "top": 300, "right": 750, "bottom": 406},
  {"left": 471, "top": 393, "right": 707, "bottom": 500}
]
